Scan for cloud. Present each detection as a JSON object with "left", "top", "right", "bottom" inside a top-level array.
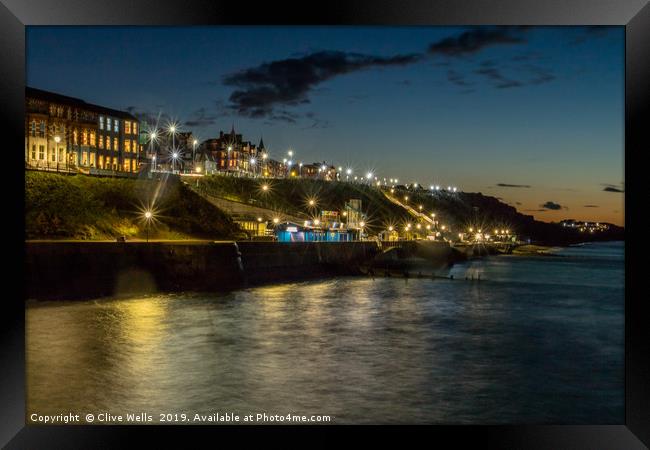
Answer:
[
  {"left": 527, "top": 65, "right": 556, "bottom": 85},
  {"left": 496, "top": 183, "right": 531, "bottom": 188},
  {"left": 223, "top": 50, "right": 422, "bottom": 119},
  {"left": 540, "top": 201, "right": 563, "bottom": 210},
  {"left": 447, "top": 70, "right": 473, "bottom": 87},
  {"left": 184, "top": 107, "right": 220, "bottom": 127},
  {"left": 583, "top": 204, "right": 599, "bottom": 208},
  {"left": 125, "top": 107, "right": 171, "bottom": 126},
  {"left": 602, "top": 184, "right": 624, "bottom": 193},
  {"left": 474, "top": 67, "right": 523, "bottom": 89},
  {"left": 428, "top": 27, "right": 527, "bottom": 57},
  {"left": 572, "top": 26, "right": 617, "bottom": 45}
]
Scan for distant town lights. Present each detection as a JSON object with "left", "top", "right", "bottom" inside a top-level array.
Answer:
[{"left": 366, "top": 172, "right": 373, "bottom": 179}]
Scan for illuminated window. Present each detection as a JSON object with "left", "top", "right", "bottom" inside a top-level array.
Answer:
[
  {"left": 99, "top": 116, "right": 104, "bottom": 130},
  {"left": 113, "top": 137, "right": 119, "bottom": 151},
  {"left": 98, "top": 136, "right": 104, "bottom": 149},
  {"left": 124, "top": 139, "right": 131, "bottom": 152},
  {"left": 133, "top": 122, "right": 138, "bottom": 134},
  {"left": 125, "top": 121, "right": 131, "bottom": 134},
  {"left": 106, "top": 117, "right": 111, "bottom": 131},
  {"left": 106, "top": 136, "right": 111, "bottom": 150},
  {"left": 30, "top": 121, "right": 36, "bottom": 137},
  {"left": 131, "top": 159, "right": 136, "bottom": 171},
  {"left": 123, "top": 158, "right": 131, "bottom": 171},
  {"left": 90, "top": 131, "right": 96, "bottom": 147},
  {"left": 39, "top": 121, "right": 45, "bottom": 138},
  {"left": 82, "top": 152, "right": 88, "bottom": 166},
  {"left": 90, "top": 152, "right": 96, "bottom": 167},
  {"left": 72, "top": 129, "right": 78, "bottom": 145},
  {"left": 38, "top": 145, "right": 44, "bottom": 160},
  {"left": 82, "top": 130, "right": 88, "bottom": 146},
  {"left": 114, "top": 119, "right": 119, "bottom": 132}
]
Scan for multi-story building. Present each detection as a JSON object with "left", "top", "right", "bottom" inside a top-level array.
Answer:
[
  {"left": 202, "top": 127, "right": 261, "bottom": 175},
  {"left": 301, "top": 162, "right": 337, "bottom": 180},
  {"left": 25, "top": 87, "right": 142, "bottom": 174},
  {"left": 264, "top": 158, "right": 287, "bottom": 178}
]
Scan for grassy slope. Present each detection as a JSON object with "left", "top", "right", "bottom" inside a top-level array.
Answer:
[
  {"left": 25, "top": 171, "right": 243, "bottom": 240},
  {"left": 194, "top": 175, "right": 624, "bottom": 244},
  {"left": 195, "top": 176, "right": 413, "bottom": 234}
]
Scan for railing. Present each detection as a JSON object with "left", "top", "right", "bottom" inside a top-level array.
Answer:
[
  {"left": 378, "top": 240, "right": 418, "bottom": 250},
  {"left": 26, "top": 161, "right": 78, "bottom": 173}
]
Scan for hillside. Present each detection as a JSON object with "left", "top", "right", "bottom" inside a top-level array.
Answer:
[
  {"left": 194, "top": 175, "right": 623, "bottom": 245},
  {"left": 25, "top": 171, "right": 243, "bottom": 240}
]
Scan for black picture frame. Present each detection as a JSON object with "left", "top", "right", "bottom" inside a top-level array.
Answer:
[{"left": 2, "top": 0, "right": 648, "bottom": 447}]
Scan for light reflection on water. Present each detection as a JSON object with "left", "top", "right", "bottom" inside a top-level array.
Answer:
[{"left": 26, "top": 242, "right": 624, "bottom": 424}]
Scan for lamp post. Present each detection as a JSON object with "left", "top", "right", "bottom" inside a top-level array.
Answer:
[
  {"left": 172, "top": 152, "right": 179, "bottom": 173},
  {"left": 144, "top": 210, "right": 153, "bottom": 243},
  {"left": 149, "top": 130, "right": 158, "bottom": 172},
  {"left": 227, "top": 145, "right": 232, "bottom": 175},
  {"left": 192, "top": 139, "right": 198, "bottom": 170},
  {"left": 299, "top": 162, "right": 303, "bottom": 177},
  {"left": 54, "top": 135, "right": 61, "bottom": 171}
]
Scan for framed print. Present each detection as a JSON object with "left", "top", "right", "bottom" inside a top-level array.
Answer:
[{"left": 2, "top": 0, "right": 648, "bottom": 447}]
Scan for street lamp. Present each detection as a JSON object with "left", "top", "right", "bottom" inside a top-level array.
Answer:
[
  {"left": 192, "top": 139, "right": 198, "bottom": 168},
  {"left": 149, "top": 129, "right": 158, "bottom": 171},
  {"left": 172, "top": 152, "right": 179, "bottom": 172},
  {"left": 54, "top": 135, "right": 61, "bottom": 170},
  {"left": 144, "top": 210, "right": 153, "bottom": 243}
]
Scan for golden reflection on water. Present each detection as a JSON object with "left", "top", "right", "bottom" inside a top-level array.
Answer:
[{"left": 26, "top": 248, "right": 624, "bottom": 424}]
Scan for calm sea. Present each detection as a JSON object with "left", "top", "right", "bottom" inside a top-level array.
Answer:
[{"left": 26, "top": 241, "right": 624, "bottom": 424}]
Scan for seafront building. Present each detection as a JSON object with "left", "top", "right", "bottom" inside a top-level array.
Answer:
[
  {"left": 25, "top": 87, "right": 348, "bottom": 181},
  {"left": 25, "top": 87, "right": 142, "bottom": 175}
]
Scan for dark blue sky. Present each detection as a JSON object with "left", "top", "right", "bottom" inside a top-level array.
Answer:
[{"left": 26, "top": 26, "right": 624, "bottom": 225}]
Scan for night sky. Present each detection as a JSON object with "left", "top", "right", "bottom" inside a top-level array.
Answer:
[{"left": 26, "top": 26, "right": 624, "bottom": 225}]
